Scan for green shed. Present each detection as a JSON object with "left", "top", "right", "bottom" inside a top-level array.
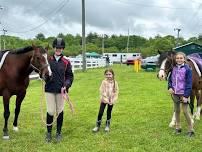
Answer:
[
  {"left": 173, "top": 42, "right": 202, "bottom": 57},
  {"left": 86, "top": 52, "right": 102, "bottom": 58}
]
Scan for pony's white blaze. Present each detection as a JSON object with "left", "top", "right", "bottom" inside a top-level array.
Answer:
[
  {"left": 43, "top": 53, "right": 52, "bottom": 76},
  {"left": 158, "top": 58, "right": 167, "bottom": 80}
]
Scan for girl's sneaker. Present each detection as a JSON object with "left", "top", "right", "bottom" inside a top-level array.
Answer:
[
  {"left": 175, "top": 128, "right": 182, "bottom": 134},
  {"left": 187, "top": 131, "right": 194, "bottom": 137}
]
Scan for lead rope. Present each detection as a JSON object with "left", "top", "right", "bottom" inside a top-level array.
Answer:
[
  {"left": 40, "top": 80, "right": 58, "bottom": 126},
  {"left": 61, "top": 87, "right": 75, "bottom": 114},
  {"left": 62, "top": 59, "right": 75, "bottom": 114}
]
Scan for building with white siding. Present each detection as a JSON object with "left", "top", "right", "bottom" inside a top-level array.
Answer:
[{"left": 103, "top": 53, "right": 141, "bottom": 63}]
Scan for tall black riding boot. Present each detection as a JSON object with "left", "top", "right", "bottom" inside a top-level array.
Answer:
[
  {"left": 46, "top": 113, "right": 53, "bottom": 142},
  {"left": 56, "top": 111, "right": 63, "bottom": 142}
]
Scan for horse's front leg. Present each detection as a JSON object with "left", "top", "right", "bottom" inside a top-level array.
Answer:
[
  {"left": 194, "top": 90, "right": 202, "bottom": 120},
  {"left": 13, "top": 91, "right": 26, "bottom": 132},
  {"left": 169, "top": 112, "right": 176, "bottom": 128},
  {"left": 190, "top": 91, "right": 195, "bottom": 116},
  {"left": 2, "top": 91, "right": 11, "bottom": 140}
]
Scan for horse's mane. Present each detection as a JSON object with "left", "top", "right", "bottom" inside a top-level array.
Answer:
[
  {"left": 11, "top": 46, "right": 34, "bottom": 54},
  {"left": 158, "top": 50, "right": 176, "bottom": 65}
]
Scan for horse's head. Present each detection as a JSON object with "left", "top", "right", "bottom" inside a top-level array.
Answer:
[
  {"left": 31, "top": 45, "right": 52, "bottom": 82},
  {"left": 157, "top": 50, "right": 176, "bottom": 80}
]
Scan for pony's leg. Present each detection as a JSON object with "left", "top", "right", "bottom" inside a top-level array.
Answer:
[
  {"left": 2, "top": 92, "right": 11, "bottom": 139},
  {"left": 194, "top": 90, "right": 202, "bottom": 120},
  {"left": 169, "top": 112, "right": 176, "bottom": 128},
  {"left": 13, "top": 91, "right": 26, "bottom": 132},
  {"left": 189, "top": 91, "right": 195, "bottom": 116}
]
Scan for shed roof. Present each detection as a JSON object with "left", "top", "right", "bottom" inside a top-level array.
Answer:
[
  {"left": 86, "top": 52, "right": 102, "bottom": 57},
  {"left": 173, "top": 42, "right": 202, "bottom": 50}
]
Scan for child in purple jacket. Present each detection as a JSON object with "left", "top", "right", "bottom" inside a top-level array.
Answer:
[{"left": 168, "top": 52, "right": 194, "bottom": 137}]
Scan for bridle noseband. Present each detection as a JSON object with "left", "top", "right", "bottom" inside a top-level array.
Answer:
[
  {"left": 30, "top": 62, "right": 49, "bottom": 75},
  {"left": 30, "top": 55, "right": 50, "bottom": 75}
]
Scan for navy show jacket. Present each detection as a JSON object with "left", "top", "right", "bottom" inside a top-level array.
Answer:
[{"left": 45, "top": 54, "right": 74, "bottom": 93}]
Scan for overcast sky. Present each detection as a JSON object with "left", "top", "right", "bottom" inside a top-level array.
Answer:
[{"left": 0, "top": 0, "right": 202, "bottom": 39}]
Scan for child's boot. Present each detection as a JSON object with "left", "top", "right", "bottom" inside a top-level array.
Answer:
[
  {"left": 92, "top": 120, "right": 101, "bottom": 132},
  {"left": 105, "top": 119, "right": 111, "bottom": 132}
]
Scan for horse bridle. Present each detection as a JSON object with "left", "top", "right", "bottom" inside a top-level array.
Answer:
[
  {"left": 30, "top": 57, "right": 50, "bottom": 75},
  {"left": 159, "top": 56, "right": 174, "bottom": 79},
  {"left": 30, "top": 62, "right": 49, "bottom": 74}
]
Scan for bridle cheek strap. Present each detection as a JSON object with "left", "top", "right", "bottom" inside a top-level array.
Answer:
[{"left": 30, "top": 59, "right": 49, "bottom": 75}]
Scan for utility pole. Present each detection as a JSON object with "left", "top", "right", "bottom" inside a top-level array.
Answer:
[
  {"left": 0, "top": 24, "right": 1, "bottom": 51},
  {"left": 3, "top": 29, "right": 7, "bottom": 49},
  {"left": 102, "top": 34, "right": 105, "bottom": 55},
  {"left": 82, "top": 0, "right": 86, "bottom": 71},
  {"left": 126, "top": 28, "right": 130, "bottom": 53},
  {"left": 0, "top": 6, "right": 3, "bottom": 51},
  {"left": 174, "top": 28, "right": 181, "bottom": 47}
]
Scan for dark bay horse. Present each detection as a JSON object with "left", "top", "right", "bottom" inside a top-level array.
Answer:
[
  {"left": 0, "top": 45, "right": 52, "bottom": 139},
  {"left": 157, "top": 50, "right": 202, "bottom": 127}
]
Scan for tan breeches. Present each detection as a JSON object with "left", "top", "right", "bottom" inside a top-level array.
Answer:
[
  {"left": 45, "top": 92, "right": 64, "bottom": 116},
  {"left": 172, "top": 94, "right": 193, "bottom": 132}
]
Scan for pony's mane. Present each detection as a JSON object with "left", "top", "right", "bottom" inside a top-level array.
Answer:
[{"left": 158, "top": 50, "right": 176, "bottom": 65}]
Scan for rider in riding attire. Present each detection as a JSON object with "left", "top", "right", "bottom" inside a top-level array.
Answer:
[{"left": 45, "top": 38, "right": 74, "bottom": 142}]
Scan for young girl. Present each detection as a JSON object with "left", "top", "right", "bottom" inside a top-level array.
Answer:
[
  {"left": 168, "top": 52, "right": 194, "bottom": 137},
  {"left": 92, "top": 69, "right": 119, "bottom": 132}
]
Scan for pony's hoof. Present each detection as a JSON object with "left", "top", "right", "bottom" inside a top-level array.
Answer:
[
  {"left": 2, "top": 135, "right": 9, "bottom": 140},
  {"left": 13, "top": 126, "right": 19, "bottom": 132},
  {"left": 169, "top": 122, "right": 175, "bottom": 128},
  {"left": 193, "top": 113, "right": 200, "bottom": 120}
]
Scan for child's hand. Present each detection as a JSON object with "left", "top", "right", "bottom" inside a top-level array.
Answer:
[
  {"left": 168, "top": 88, "right": 174, "bottom": 94},
  {"left": 108, "top": 99, "right": 111, "bottom": 103},
  {"left": 182, "top": 97, "right": 188, "bottom": 103}
]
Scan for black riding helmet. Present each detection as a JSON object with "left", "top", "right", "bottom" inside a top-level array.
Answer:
[{"left": 52, "top": 38, "right": 65, "bottom": 49}]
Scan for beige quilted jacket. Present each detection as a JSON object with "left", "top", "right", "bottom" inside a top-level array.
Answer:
[{"left": 99, "top": 79, "right": 119, "bottom": 105}]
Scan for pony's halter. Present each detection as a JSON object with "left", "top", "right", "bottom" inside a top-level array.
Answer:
[
  {"left": 158, "top": 58, "right": 171, "bottom": 80},
  {"left": 160, "top": 57, "right": 174, "bottom": 74}
]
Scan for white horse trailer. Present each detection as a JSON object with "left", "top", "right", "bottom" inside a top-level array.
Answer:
[{"left": 103, "top": 53, "right": 141, "bottom": 63}]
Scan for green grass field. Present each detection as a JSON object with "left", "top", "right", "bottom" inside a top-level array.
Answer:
[{"left": 0, "top": 64, "right": 202, "bottom": 152}]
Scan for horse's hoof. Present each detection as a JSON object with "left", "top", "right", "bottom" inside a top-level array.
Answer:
[
  {"left": 13, "top": 126, "right": 19, "bottom": 132},
  {"left": 3, "top": 131, "right": 9, "bottom": 140},
  {"left": 195, "top": 116, "right": 200, "bottom": 120},
  {"left": 191, "top": 119, "right": 194, "bottom": 124},
  {"left": 169, "top": 122, "right": 175, "bottom": 128},
  {"left": 2, "top": 135, "right": 9, "bottom": 140}
]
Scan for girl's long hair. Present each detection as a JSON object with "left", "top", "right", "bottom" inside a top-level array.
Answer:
[{"left": 104, "top": 68, "right": 116, "bottom": 93}]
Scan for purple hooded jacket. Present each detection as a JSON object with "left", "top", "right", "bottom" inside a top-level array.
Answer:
[{"left": 168, "top": 64, "right": 192, "bottom": 98}]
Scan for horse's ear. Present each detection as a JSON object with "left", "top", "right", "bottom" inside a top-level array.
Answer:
[
  {"left": 32, "top": 43, "right": 37, "bottom": 50},
  {"left": 45, "top": 44, "right": 50, "bottom": 52},
  {"left": 158, "top": 50, "right": 162, "bottom": 54}
]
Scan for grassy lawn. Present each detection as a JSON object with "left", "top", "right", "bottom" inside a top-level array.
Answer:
[{"left": 0, "top": 64, "right": 202, "bottom": 152}]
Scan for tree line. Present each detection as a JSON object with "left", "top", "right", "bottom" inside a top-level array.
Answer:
[{"left": 1, "top": 32, "right": 202, "bottom": 57}]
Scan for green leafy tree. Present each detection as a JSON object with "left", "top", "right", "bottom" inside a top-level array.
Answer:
[{"left": 35, "top": 33, "right": 45, "bottom": 41}]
